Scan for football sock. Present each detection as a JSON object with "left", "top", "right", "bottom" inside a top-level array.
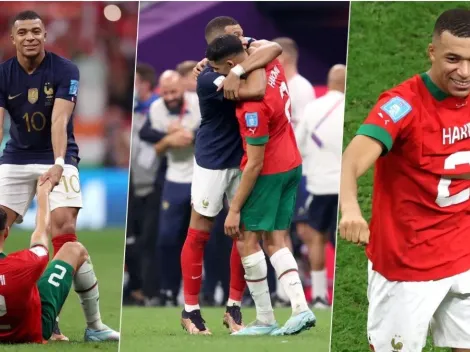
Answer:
[
  {"left": 276, "top": 278, "right": 289, "bottom": 302},
  {"left": 311, "top": 269, "right": 328, "bottom": 301},
  {"left": 52, "top": 234, "right": 77, "bottom": 256},
  {"left": 181, "top": 228, "right": 210, "bottom": 311},
  {"left": 227, "top": 240, "right": 246, "bottom": 307},
  {"left": 73, "top": 256, "right": 105, "bottom": 330},
  {"left": 270, "top": 247, "right": 309, "bottom": 316},
  {"left": 242, "top": 250, "right": 275, "bottom": 325}
]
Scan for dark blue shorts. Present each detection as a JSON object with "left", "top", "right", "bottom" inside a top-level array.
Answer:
[
  {"left": 308, "top": 194, "right": 338, "bottom": 245},
  {"left": 292, "top": 176, "right": 311, "bottom": 223},
  {"left": 157, "top": 180, "right": 192, "bottom": 247}
]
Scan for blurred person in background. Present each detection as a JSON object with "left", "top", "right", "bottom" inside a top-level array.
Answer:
[
  {"left": 295, "top": 64, "right": 345, "bottom": 309},
  {"left": 148, "top": 70, "right": 201, "bottom": 306},
  {"left": 124, "top": 63, "right": 161, "bottom": 306},
  {"left": 176, "top": 60, "right": 198, "bottom": 92}
]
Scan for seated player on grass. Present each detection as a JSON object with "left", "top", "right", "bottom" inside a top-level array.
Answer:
[{"left": 0, "top": 179, "right": 119, "bottom": 343}]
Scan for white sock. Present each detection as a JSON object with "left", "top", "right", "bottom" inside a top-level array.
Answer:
[
  {"left": 73, "top": 256, "right": 105, "bottom": 330},
  {"left": 276, "top": 278, "right": 289, "bottom": 301},
  {"left": 311, "top": 270, "right": 327, "bottom": 300},
  {"left": 226, "top": 298, "right": 241, "bottom": 307},
  {"left": 242, "top": 250, "right": 275, "bottom": 325},
  {"left": 270, "top": 248, "right": 309, "bottom": 315},
  {"left": 184, "top": 304, "right": 200, "bottom": 312}
]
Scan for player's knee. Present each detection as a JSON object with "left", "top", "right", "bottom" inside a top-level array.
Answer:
[
  {"left": 59, "top": 241, "right": 88, "bottom": 266},
  {"left": 262, "top": 231, "right": 287, "bottom": 256},
  {"left": 51, "top": 208, "right": 78, "bottom": 236}
]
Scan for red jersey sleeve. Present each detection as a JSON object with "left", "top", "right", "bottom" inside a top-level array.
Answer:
[
  {"left": 7, "top": 246, "right": 49, "bottom": 283},
  {"left": 356, "top": 91, "right": 414, "bottom": 154},
  {"left": 237, "top": 101, "right": 270, "bottom": 145}
]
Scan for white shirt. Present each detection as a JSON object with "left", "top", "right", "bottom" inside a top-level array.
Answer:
[
  {"left": 288, "top": 73, "right": 316, "bottom": 130},
  {"left": 148, "top": 92, "right": 201, "bottom": 183},
  {"left": 295, "top": 90, "right": 344, "bottom": 195}
]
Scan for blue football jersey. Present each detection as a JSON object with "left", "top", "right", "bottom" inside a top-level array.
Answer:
[
  {"left": 0, "top": 51, "right": 80, "bottom": 166},
  {"left": 194, "top": 66, "right": 243, "bottom": 170}
]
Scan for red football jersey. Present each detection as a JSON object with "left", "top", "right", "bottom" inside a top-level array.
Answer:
[
  {"left": 0, "top": 245, "right": 49, "bottom": 343},
  {"left": 358, "top": 73, "right": 470, "bottom": 281},
  {"left": 236, "top": 59, "right": 302, "bottom": 175}
]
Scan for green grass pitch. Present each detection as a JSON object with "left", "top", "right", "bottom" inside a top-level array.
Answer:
[
  {"left": 120, "top": 307, "right": 331, "bottom": 352},
  {"left": 0, "top": 228, "right": 124, "bottom": 351},
  {"left": 330, "top": 2, "right": 469, "bottom": 351}
]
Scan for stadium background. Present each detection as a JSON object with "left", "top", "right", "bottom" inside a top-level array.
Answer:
[
  {"left": 122, "top": 2, "right": 348, "bottom": 351},
  {"left": 330, "top": 2, "right": 467, "bottom": 352},
  {"left": 0, "top": 2, "right": 138, "bottom": 350}
]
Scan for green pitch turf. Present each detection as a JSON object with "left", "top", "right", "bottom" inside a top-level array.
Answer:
[
  {"left": 120, "top": 307, "right": 331, "bottom": 352},
  {"left": 330, "top": 2, "right": 469, "bottom": 352},
  {"left": 1, "top": 228, "right": 124, "bottom": 351}
]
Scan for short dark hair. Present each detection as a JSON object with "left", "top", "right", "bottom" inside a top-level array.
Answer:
[
  {"left": 176, "top": 61, "right": 198, "bottom": 76},
  {"left": 205, "top": 16, "right": 239, "bottom": 42},
  {"left": 206, "top": 35, "right": 245, "bottom": 63},
  {"left": 0, "top": 208, "right": 7, "bottom": 232},
  {"left": 12, "top": 10, "right": 42, "bottom": 26},
  {"left": 434, "top": 8, "right": 470, "bottom": 38},
  {"left": 136, "top": 63, "right": 157, "bottom": 89}
]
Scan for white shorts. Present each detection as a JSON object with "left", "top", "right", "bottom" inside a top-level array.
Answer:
[
  {"left": 190, "top": 161, "right": 240, "bottom": 217},
  {"left": 0, "top": 164, "right": 83, "bottom": 223},
  {"left": 367, "top": 260, "right": 470, "bottom": 351}
]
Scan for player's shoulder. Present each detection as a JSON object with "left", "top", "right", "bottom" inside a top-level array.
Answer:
[
  {"left": 48, "top": 52, "right": 79, "bottom": 75},
  {"left": 197, "top": 66, "right": 223, "bottom": 88},
  {"left": 0, "top": 57, "right": 16, "bottom": 81},
  {"left": 375, "top": 75, "right": 420, "bottom": 123}
]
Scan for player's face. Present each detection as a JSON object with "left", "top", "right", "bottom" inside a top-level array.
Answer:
[
  {"left": 11, "top": 19, "right": 46, "bottom": 58},
  {"left": 224, "top": 24, "right": 249, "bottom": 49},
  {"left": 209, "top": 59, "right": 236, "bottom": 76},
  {"left": 160, "top": 80, "right": 185, "bottom": 111},
  {"left": 429, "top": 31, "right": 470, "bottom": 98}
]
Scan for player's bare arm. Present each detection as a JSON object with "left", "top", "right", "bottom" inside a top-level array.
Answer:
[
  {"left": 30, "top": 179, "right": 53, "bottom": 249},
  {"left": 224, "top": 143, "right": 265, "bottom": 238},
  {"left": 218, "top": 41, "right": 282, "bottom": 100},
  {"left": 40, "top": 98, "right": 75, "bottom": 187},
  {"left": 237, "top": 68, "right": 266, "bottom": 101},
  {"left": 339, "top": 135, "right": 383, "bottom": 244}
]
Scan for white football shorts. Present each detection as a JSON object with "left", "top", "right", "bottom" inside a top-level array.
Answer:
[
  {"left": 191, "top": 160, "right": 240, "bottom": 217},
  {"left": 0, "top": 164, "right": 83, "bottom": 223},
  {"left": 367, "top": 260, "right": 470, "bottom": 352}
]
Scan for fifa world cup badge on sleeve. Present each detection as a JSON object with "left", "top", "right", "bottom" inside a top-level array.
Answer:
[
  {"left": 380, "top": 96, "right": 412, "bottom": 123},
  {"left": 245, "top": 112, "right": 259, "bottom": 128},
  {"left": 69, "top": 80, "right": 79, "bottom": 96}
]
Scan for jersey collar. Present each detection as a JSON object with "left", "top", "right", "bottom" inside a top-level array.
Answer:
[
  {"left": 0, "top": 253, "right": 6, "bottom": 259},
  {"left": 420, "top": 73, "right": 448, "bottom": 101}
]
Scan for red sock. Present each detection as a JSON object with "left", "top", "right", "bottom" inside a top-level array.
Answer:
[
  {"left": 52, "top": 234, "right": 77, "bottom": 257},
  {"left": 229, "top": 240, "right": 246, "bottom": 302},
  {"left": 181, "top": 228, "right": 210, "bottom": 306}
]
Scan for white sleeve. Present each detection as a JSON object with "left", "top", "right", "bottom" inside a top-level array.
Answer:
[
  {"left": 295, "top": 106, "right": 311, "bottom": 158},
  {"left": 148, "top": 101, "right": 167, "bottom": 133}
]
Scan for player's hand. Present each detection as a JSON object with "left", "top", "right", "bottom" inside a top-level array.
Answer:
[
  {"left": 39, "top": 165, "right": 63, "bottom": 188},
  {"left": 338, "top": 209, "right": 370, "bottom": 245},
  {"left": 224, "top": 209, "right": 241, "bottom": 238},
  {"left": 193, "top": 58, "right": 208, "bottom": 80},
  {"left": 218, "top": 71, "right": 240, "bottom": 100}
]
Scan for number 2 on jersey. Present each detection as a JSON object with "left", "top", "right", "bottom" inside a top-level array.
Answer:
[
  {"left": 48, "top": 264, "right": 67, "bottom": 287},
  {"left": 436, "top": 151, "right": 470, "bottom": 207},
  {"left": 279, "top": 82, "right": 292, "bottom": 123}
]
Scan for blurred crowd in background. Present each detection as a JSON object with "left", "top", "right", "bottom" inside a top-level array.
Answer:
[
  {"left": 0, "top": 1, "right": 138, "bottom": 169},
  {"left": 124, "top": 1, "right": 348, "bottom": 308}
]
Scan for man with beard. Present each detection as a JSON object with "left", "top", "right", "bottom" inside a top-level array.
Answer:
[{"left": 148, "top": 70, "right": 201, "bottom": 305}]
